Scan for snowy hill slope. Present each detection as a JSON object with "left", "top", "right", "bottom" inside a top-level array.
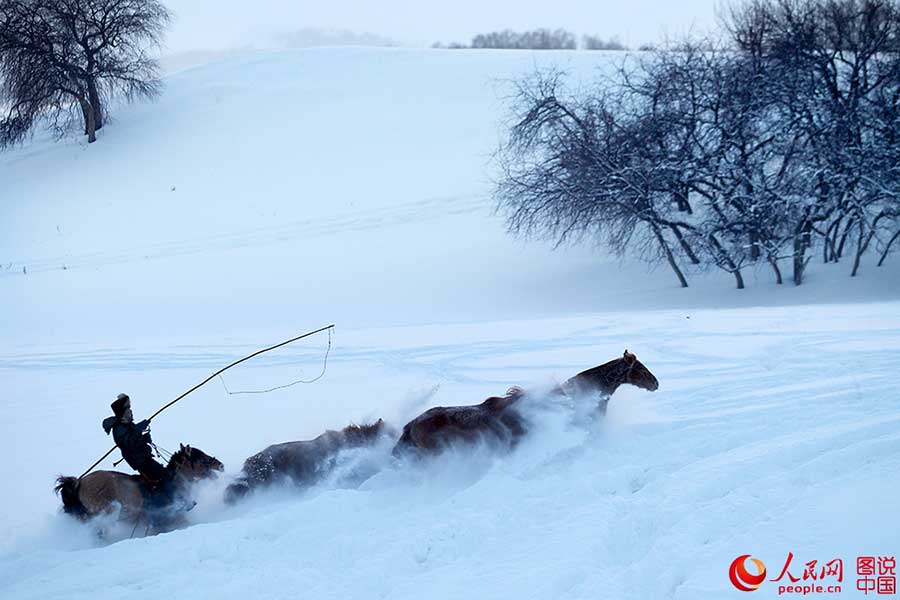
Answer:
[
  {"left": 1, "top": 48, "right": 899, "bottom": 599},
  {"left": 2, "top": 48, "right": 897, "bottom": 345}
]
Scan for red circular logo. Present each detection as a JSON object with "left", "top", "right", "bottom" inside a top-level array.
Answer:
[{"left": 730, "top": 555, "right": 767, "bottom": 592}]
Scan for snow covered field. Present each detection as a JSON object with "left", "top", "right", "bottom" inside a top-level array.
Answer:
[{"left": 2, "top": 48, "right": 899, "bottom": 599}]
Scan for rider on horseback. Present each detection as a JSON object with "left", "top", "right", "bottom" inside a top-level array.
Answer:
[{"left": 102, "top": 394, "right": 173, "bottom": 507}]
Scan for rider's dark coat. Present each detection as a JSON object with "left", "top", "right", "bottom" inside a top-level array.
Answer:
[{"left": 102, "top": 417, "right": 167, "bottom": 481}]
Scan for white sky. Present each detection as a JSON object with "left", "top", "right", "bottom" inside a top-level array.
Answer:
[{"left": 161, "top": 0, "right": 722, "bottom": 53}]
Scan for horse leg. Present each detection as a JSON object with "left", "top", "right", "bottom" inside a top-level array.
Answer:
[
  {"left": 597, "top": 397, "right": 609, "bottom": 417},
  {"left": 153, "top": 511, "right": 188, "bottom": 534},
  {"left": 500, "top": 413, "right": 527, "bottom": 446}
]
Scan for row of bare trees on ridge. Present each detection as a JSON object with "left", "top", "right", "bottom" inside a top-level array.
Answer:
[{"left": 497, "top": 0, "right": 900, "bottom": 287}]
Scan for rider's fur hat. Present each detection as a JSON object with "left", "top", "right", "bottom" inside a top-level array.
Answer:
[{"left": 111, "top": 393, "right": 130, "bottom": 417}]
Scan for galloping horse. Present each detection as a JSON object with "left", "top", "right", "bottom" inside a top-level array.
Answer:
[
  {"left": 393, "top": 350, "right": 659, "bottom": 456},
  {"left": 56, "top": 444, "right": 223, "bottom": 534},
  {"left": 225, "top": 420, "right": 391, "bottom": 503},
  {"left": 559, "top": 350, "right": 659, "bottom": 414},
  {"left": 392, "top": 387, "right": 527, "bottom": 457}
]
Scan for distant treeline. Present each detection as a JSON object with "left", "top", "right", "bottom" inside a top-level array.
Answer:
[{"left": 433, "top": 29, "right": 640, "bottom": 51}]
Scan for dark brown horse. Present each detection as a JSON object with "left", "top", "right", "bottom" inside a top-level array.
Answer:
[
  {"left": 391, "top": 387, "right": 527, "bottom": 457},
  {"left": 392, "top": 350, "right": 659, "bottom": 456},
  {"left": 55, "top": 444, "right": 223, "bottom": 534},
  {"left": 558, "top": 350, "right": 659, "bottom": 415},
  {"left": 225, "top": 420, "right": 390, "bottom": 503}
]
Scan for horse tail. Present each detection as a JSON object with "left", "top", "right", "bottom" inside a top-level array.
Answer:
[{"left": 55, "top": 476, "right": 88, "bottom": 519}]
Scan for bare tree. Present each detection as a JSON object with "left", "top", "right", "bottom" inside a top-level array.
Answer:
[
  {"left": 497, "top": 0, "right": 900, "bottom": 293},
  {"left": 496, "top": 70, "right": 697, "bottom": 288},
  {"left": 0, "top": 0, "right": 170, "bottom": 146},
  {"left": 725, "top": 0, "right": 900, "bottom": 283}
]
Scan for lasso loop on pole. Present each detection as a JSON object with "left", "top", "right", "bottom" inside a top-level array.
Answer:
[
  {"left": 218, "top": 326, "right": 332, "bottom": 395},
  {"left": 78, "top": 324, "right": 335, "bottom": 479}
]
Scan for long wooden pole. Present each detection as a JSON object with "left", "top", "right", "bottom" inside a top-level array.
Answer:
[{"left": 78, "top": 324, "right": 335, "bottom": 479}]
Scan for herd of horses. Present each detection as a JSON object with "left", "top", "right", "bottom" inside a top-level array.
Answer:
[{"left": 55, "top": 350, "right": 659, "bottom": 536}]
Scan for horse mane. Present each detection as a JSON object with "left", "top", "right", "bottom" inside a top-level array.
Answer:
[
  {"left": 340, "top": 419, "right": 384, "bottom": 440},
  {"left": 595, "top": 355, "right": 626, "bottom": 371},
  {"left": 482, "top": 388, "right": 524, "bottom": 413},
  {"left": 564, "top": 355, "right": 630, "bottom": 396},
  {"left": 166, "top": 446, "right": 191, "bottom": 469}
]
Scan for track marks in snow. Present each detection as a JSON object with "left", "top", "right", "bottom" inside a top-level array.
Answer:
[
  {"left": 0, "top": 194, "right": 483, "bottom": 276},
  {"left": 2, "top": 305, "right": 900, "bottom": 600}
]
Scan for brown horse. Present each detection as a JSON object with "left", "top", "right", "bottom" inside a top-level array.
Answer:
[
  {"left": 392, "top": 387, "right": 527, "bottom": 457},
  {"left": 392, "top": 350, "right": 659, "bottom": 456},
  {"left": 55, "top": 444, "right": 223, "bottom": 534},
  {"left": 224, "top": 420, "right": 390, "bottom": 503},
  {"left": 558, "top": 350, "right": 659, "bottom": 415}
]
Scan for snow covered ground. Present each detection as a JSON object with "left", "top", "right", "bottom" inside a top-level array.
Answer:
[{"left": 1, "top": 48, "right": 899, "bottom": 599}]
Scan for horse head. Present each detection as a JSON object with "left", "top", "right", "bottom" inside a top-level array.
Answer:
[
  {"left": 564, "top": 350, "right": 660, "bottom": 396},
  {"left": 169, "top": 443, "right": 224, "bottom": 481},
  {"left": 622, "top": 350, "right": 659, "bottom": 391}
]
